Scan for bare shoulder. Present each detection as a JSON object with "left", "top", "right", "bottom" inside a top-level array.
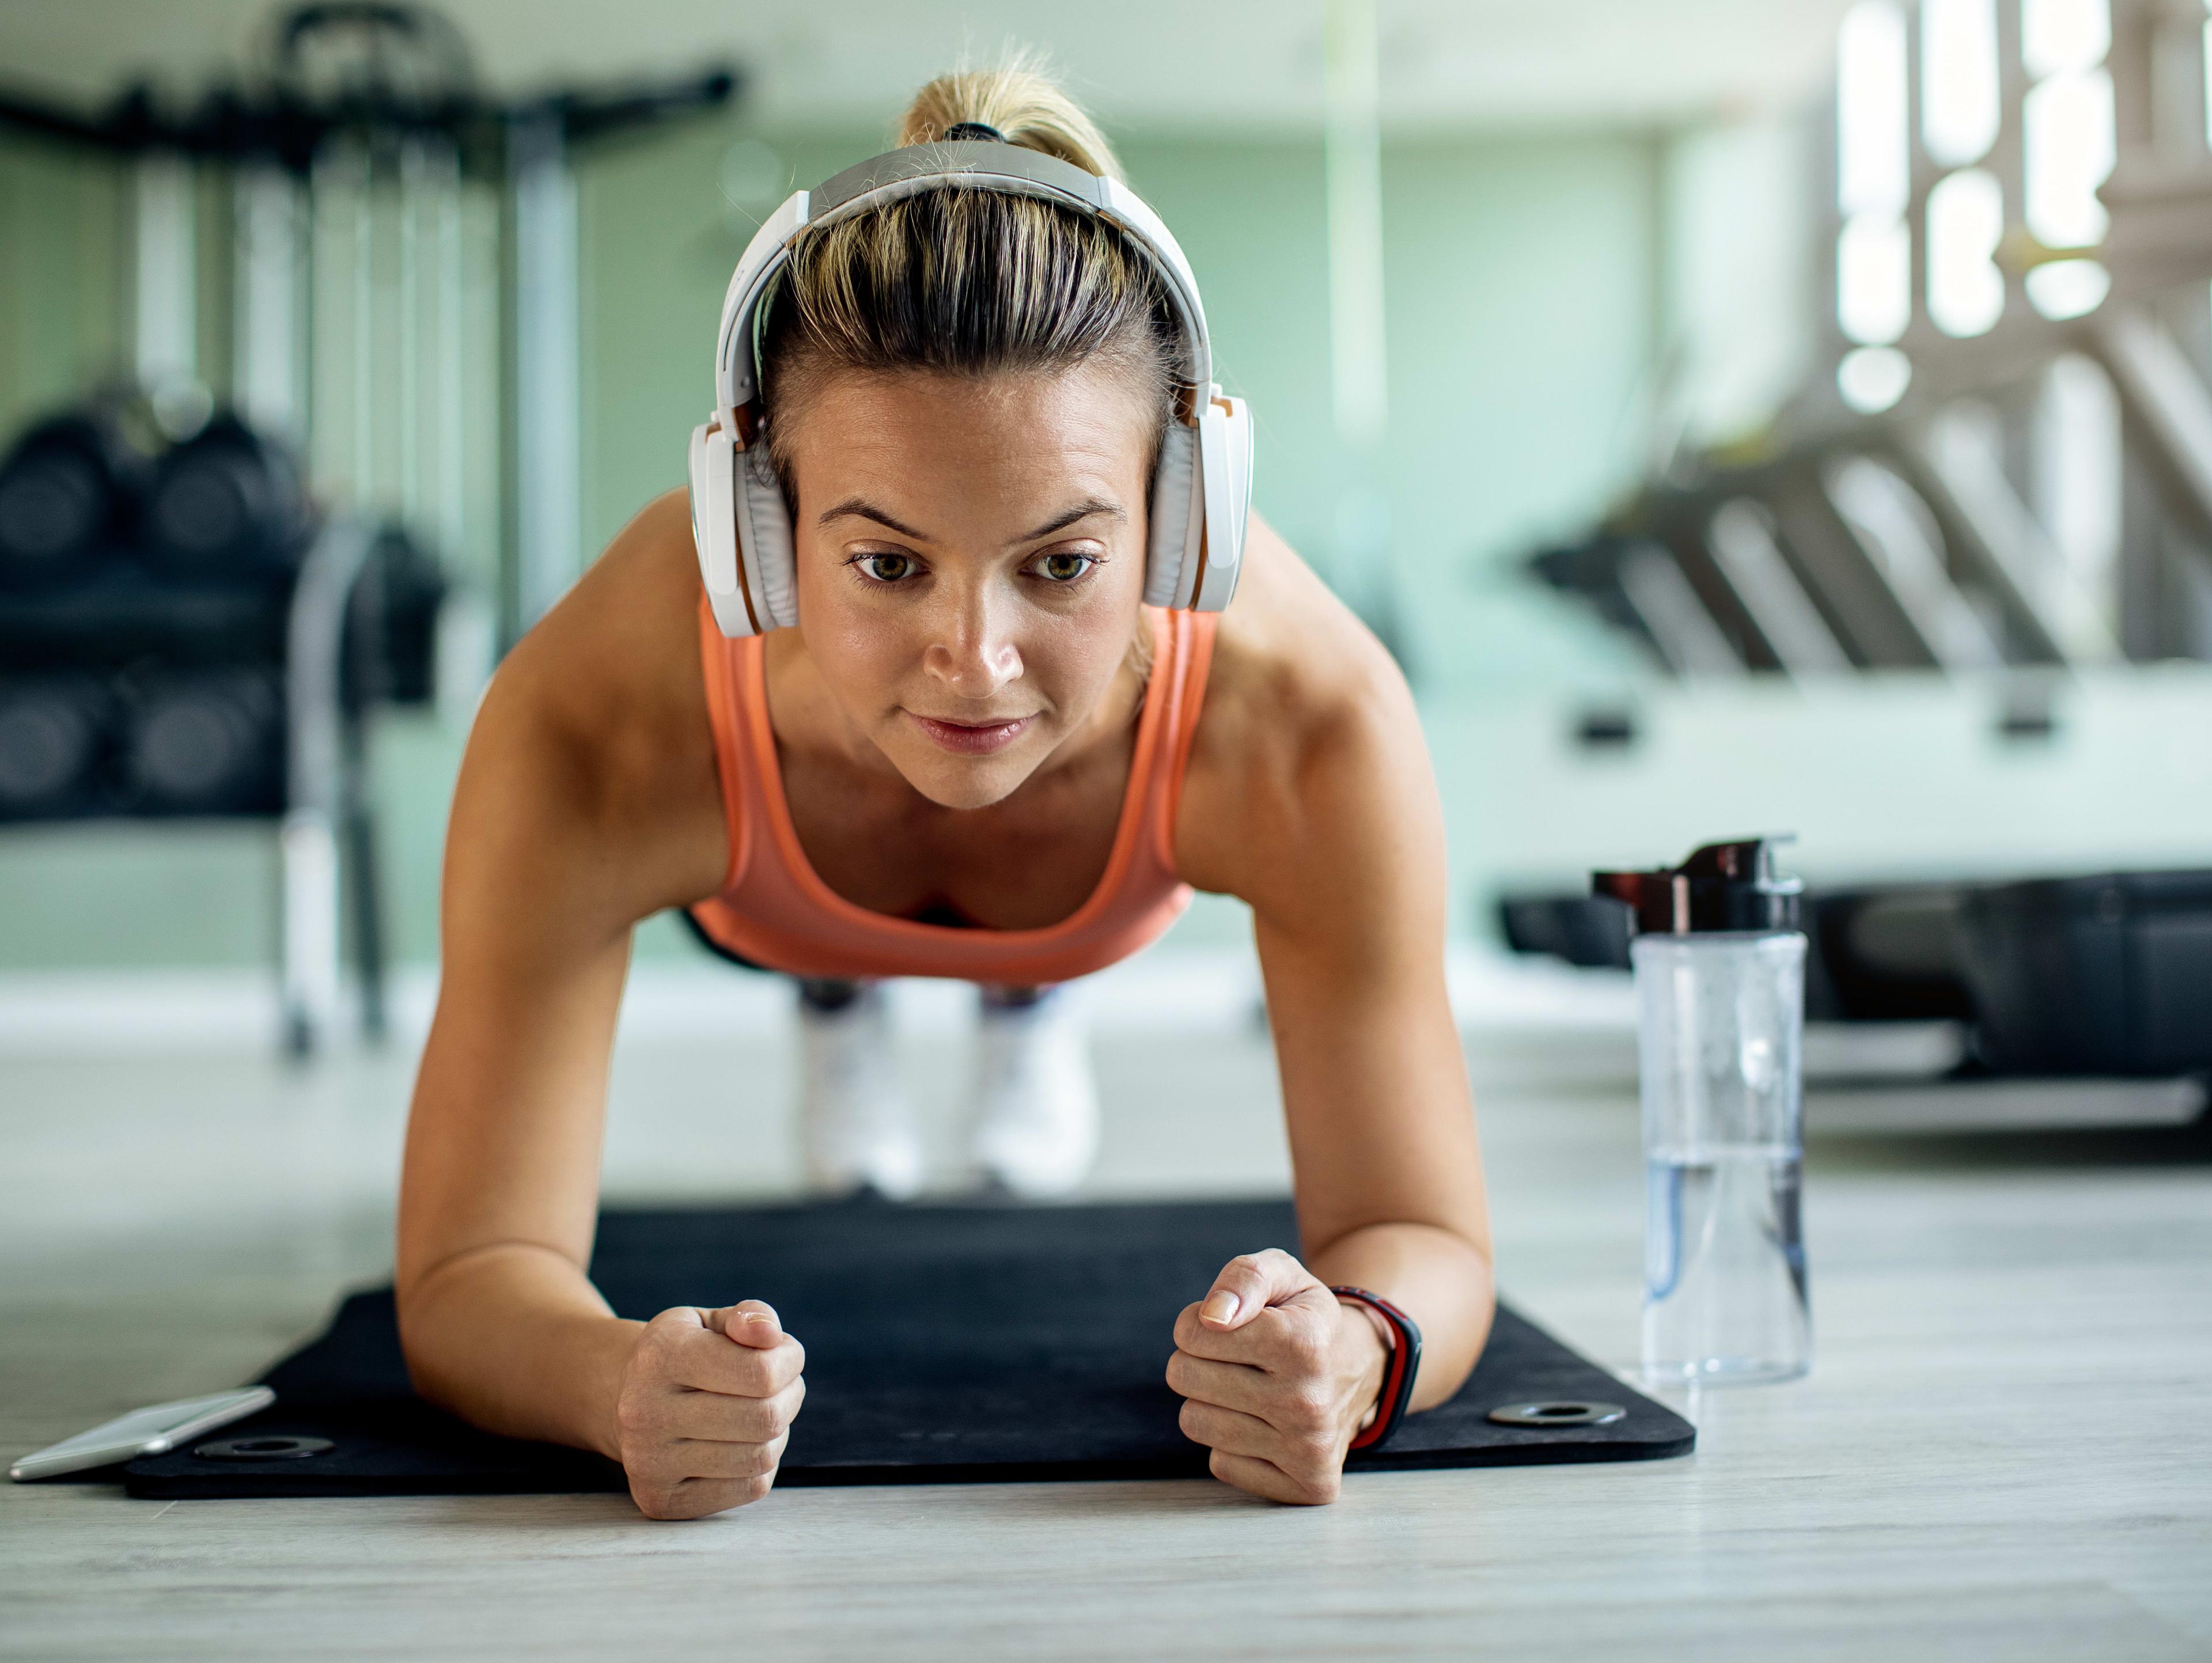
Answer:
[
  {"left": 1175, "top": 514, "right": 1442, "bottom": 928},
  {"left": 449, "top": 489, "right": 726, "bottom": 933},
  {"left": 484, "top": 490, "right": 700, "bottom": 761}
]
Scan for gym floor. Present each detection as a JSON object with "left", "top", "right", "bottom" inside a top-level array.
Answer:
[{"left": 3, "top": 998, "right": 2209, "bottom": 1661}]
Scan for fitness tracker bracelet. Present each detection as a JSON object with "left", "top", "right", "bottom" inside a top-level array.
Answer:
[{"left": 1329, "top": 1286, "right": 1422, "bottom": 1452}]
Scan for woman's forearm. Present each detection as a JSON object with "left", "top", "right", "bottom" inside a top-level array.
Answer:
[
  {"left": 1306, "top": 1221, "right": 1495, "bottom": 1411},
  {"left": 397, "top": 1242, "right": 643, "bottom": 1458}
]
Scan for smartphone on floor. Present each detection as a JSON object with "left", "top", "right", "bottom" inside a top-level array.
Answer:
[{"left": 10, "top": 1387, "right": 276, "bottom": 1481}]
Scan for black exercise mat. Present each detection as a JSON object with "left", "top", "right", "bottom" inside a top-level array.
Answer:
[{"left": 126, "top": 1199, "right": 1691, "bottom": 1497}]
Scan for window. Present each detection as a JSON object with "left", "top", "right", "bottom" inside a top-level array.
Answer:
[
  {"left": 1927, "top": 168, "right": 2006, "bottom": 335},
  {"left": 1837, "top": 3, "right": 1913, "bottom": 358},
  {"left": 1922, "top": 0, "right": 2000, "bottom": 165}
]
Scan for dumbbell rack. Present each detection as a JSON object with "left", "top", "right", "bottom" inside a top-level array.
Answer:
[
  {"left": 0, "top": 510, "right": 386, "bottom": 1055},
  {"left": 0, "top": 4, "right": 738, "bottom": 1053}
]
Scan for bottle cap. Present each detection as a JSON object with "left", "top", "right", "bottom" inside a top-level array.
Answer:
[{"left": 1591, "top": 837, "right": 1803, "bottom": 935}]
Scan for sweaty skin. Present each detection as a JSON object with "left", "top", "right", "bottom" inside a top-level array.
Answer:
[{"left": 396, "top": 363, "right": 1494, "bottom": 1517}]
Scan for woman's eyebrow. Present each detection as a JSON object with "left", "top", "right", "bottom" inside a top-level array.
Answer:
[
  {"left": 816, "top": 495, "right": 1123, "bottom": 543},
  {"left": 818, "top": 498, "right": 931, "bottom": 539},
  {"left": 1017, "top": 498, "right": 1124, "bottom": 543}
]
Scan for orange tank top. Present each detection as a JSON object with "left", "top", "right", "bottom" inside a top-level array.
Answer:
[{"left": 687, "top": 594, "right": 1217, "bottom": 984}]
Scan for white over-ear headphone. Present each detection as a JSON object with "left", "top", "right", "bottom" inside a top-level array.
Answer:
[{"left": 688, "top": 137, "right": 1254, "bottom": 637}]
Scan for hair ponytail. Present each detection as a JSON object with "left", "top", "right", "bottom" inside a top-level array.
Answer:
[{"left": 895, "top": 59, "right": 1124, "bottom": 181}]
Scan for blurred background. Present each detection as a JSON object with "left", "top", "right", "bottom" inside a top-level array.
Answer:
[{"left": 0, "top": 0, "right": 2208, "bottom": 1071}]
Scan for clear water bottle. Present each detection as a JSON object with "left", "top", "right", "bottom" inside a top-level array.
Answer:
[{"left": 1594, "top": 839, "right": 1811, "bottom": 1386}]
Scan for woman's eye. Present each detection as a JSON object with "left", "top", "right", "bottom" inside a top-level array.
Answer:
[
  {"left": 858, "top": 553, "right": 914, "bottom": 583},
  {"left": 1036, "top": 552, "right": 1096, "bottom": 582}
]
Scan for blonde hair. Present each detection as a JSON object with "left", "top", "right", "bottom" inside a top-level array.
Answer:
[
  {"left": 759, "top": 60, "right": 1179, "bottom": 482},
  {"left": 895, "top": 60, "right": 1124, "bottom": 177}
]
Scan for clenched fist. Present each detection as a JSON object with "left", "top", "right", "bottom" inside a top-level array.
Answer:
[
  {"left": 1166, "top": 1248, "right": 1392, "bottom": 1505},
  {"left": 613, "top": 1299, "right": 806, "bottom": 1519}
]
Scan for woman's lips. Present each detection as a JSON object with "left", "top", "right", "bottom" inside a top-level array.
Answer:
[{"left": 906, "top": 711, "right": 1037, "bottom": 755}]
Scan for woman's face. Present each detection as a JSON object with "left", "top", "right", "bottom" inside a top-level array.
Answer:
[{"left": 778, "top": 363, "right": 1157, "bottom": 810}]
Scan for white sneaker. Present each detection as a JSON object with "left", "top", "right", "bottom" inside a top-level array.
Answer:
[
  {"left": 798, "top": 983, "right": 923, "bottom": 1200},
  {"left": 965, "top": 990, "right": 1100, "bottom": 1198}
]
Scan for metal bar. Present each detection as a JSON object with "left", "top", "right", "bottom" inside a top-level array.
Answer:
[
  {"left": 232, "top": 162, "right": 305, "bottom": 442},
  {"left": 351, "top": 142, "right": 376, "bottom": 513},
  {"left": 1905, "top": 0, "right": 1934, "bottom": 334},
  {"left": 1321, "top": 0, "right": 1400, "bottom": 661},
  {"left": 1769, "top": 468, "right": 1946, "bottom": 667},
  {"left": 1891, "top": 415, "right": 2119, "bottom": 662},
  {"left": 507, "top": 108, "right": 584, "bottom": 635},
  {"left": 399, "top": 140, "right": 426, "bottom": 528},
  {"left": 0, "top": 88, "right": 141, "bottom": 150},
  {"left": 1616, "top": 545, "right": 1747, "bottom": 678},
  {"left": 1706, "top": 499, "right": 1856, "bottom": 677},
  {"left": 1989, "top": 0, "right": 2029, "bottom": 325},
  {"left": 2092, "top": 304, "right": 2212, "bottom": 542},
  {"left": 344, "top": 791, "right": 387, "bottom": 1041},
  {"left": 1821, "top": 454, "right": 2007, "bottom": 667},
  {"left": 282, "top": 517, "right": 375, "bottom": 1056},
  {"left": 435, "top": 142, "right": 467, "bottom": 565},
  {"left": 279, "top": 813, "right": 341, "bottom": 1059},
  {"left": 1324, "top": 0, "right": 1387, "bottom": 457},
  {"left": 133, "top": 150, "right": 196, "bottom": 396}
]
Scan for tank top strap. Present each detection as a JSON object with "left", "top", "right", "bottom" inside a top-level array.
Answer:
[
  {"left": 695, "top": 591, "right": 757, "bottom": 895},
  {"left": 1150, "top": 607, "right": 1218, "bottom": 876}
]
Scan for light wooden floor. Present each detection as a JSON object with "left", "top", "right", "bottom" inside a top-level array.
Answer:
[{"left": 3, "top": 1013, "right": 2209, "bottom": 1661}]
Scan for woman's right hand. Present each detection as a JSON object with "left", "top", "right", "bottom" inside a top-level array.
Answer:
[{"left": 613, "top": 1299, "right": 806, "bottom": 1519}]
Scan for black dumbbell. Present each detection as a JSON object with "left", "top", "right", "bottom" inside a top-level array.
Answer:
[
  {"left": 0, "top": 676, "right": 111, "bottom": 819},
  {"left": 145, "top": 414, "right": 308, "bottom": 583},
  {"left": 0, "top": 413, "right": 147, "bottom": 590},
  {"left": 121, "top": 669, "right": 285, "bottom": 816},
  {"left": 347, "top": 524, "right": 449, "bottom": 710}
]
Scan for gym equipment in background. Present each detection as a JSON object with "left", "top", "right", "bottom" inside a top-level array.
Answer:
[
  {"left": 0, "top": 398, "right": 449, "bottom": 1048},
  {"left": 1800, "top": 884, "right": 1978, "bottom": 1025},
  {"left": 120, "top": 1198, "right": 1692, "bottom": 1498},
  {"left": 1527, "top": 0, "right": 2212, "bottom": 683},
  {"left": 1956, "top": 872, "right": 2212, "bottom": 1077},
  {"left": 1497, "top": 889, "right": 1635, "bottom": 975},
  {"left": 0, "top": 1, "right": 737, "bottom": 650},
  {"left": 344, "top": 523, "right": 447, "bottom": 710},
  {"left": 0, "top": 410, "right": 151, "bottom": 590},
  {"left": 144, "top": 415, "right": 308, "bottom": 584},
  {"left": 0, "top": 677, "right": 112, "bottom": 819},
  {"left": 119, "top": 668, "right": 287, "bottom": 817},
  {"left": 0, "top": 3, "right": 736, "bottom": 1051},
  {"left": 1499, "top": 869, "right": 2212, "bottom": 1093}
]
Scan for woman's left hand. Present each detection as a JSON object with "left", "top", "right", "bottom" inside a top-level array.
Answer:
[{"left": 1165, "top": 1248, "right": 1390, "bottom": 1504}]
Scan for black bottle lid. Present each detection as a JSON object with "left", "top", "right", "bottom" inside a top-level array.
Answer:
[{"left": 1592, "top": 837, "right": 1803, "bottom": 935}]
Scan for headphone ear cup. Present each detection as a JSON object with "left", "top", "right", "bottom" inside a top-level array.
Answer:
[
  {"left": 1191, "top": 395, "right": 1252, "bottom": 613},
  {"left": 734, "top": 443, "right": 798, "bottom": 630},
  {"left": 689, "top": 419, "right": 756, "bottom": 638},
  {"left": 1144, "top": 422, "right": 1198, "bottom": 608}
]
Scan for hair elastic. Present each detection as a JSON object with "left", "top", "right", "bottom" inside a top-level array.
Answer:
[{"left": 941, "top": 120, "right": 1006, "bottom": 142}]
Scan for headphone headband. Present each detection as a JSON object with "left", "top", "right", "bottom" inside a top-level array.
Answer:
[{"left": 713, "top": 140, "right": 1213, "bottom": 416}]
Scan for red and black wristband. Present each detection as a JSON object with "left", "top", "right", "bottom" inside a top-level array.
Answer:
[{"left": 1330, "top": 1286, "right": 1422, "bottom": 1452}]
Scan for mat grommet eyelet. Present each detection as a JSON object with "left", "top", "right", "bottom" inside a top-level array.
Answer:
[
  {"left": 1486, "top": 1400, "right": 1625, "bottom": 1428},
  {"left": 194, "top": 1435, "right": 334, "bottom": 1461}
]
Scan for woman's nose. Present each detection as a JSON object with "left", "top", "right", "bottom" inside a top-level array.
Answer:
[{"left": 921, "top": 590, "right": 1022, "bottom": 701}]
